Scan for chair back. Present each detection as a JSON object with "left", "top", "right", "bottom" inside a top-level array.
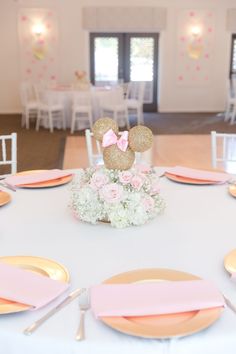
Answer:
[
  {"left": 73, "top": 91, "right": 92, "bottom": 107},
  {"left": 126, "top": 81, "right": 146, "bottom": 102},
  {"left": 211, "top": 131, "right": 236, "bottom": 173},
  {"left": 20, "top": 82, "right": 35, "bottom": 106},
  {"left": 0, "top": 133, "right": 17, "bottom": 177},
  {"left": 85, "top": 129, "right": 103, "bottom": 167}
]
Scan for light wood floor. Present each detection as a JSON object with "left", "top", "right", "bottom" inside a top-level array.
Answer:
[{"left": 63, "top": 135, "right": 213, "bottom": 170}]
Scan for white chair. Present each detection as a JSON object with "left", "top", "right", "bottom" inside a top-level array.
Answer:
[
  {"left": 35, "top": 89, "right": 66, "bottom": 133},
  {"left": 99, "top": 87, "right": 130, "bottom": 129},
  {"left": 225, "top": 79, "right": 236, "bottom": 125},
  {"left": 0, "top": 133, "right": 17, "bottom": 177},
  {"left": 85, "top": 129, "right": 103, "bottom": 166},
  {"left": 125, "top": 81, "right": 146, "bottom": 125},
  {"left": 20, "top": 82, "right": 38, "bottom": 129},
  {"left": 211, "top": 131, "right": 236, "bottom": 173},
  {"left": 71, "top": 92, "right": 93, "bottom": 133}
]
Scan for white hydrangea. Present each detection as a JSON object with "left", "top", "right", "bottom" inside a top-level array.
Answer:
[{"left": 70, "top": 166, "right": 165, "bottom": 228}]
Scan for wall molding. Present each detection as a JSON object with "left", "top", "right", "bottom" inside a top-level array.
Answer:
[
  {"left": 82, "top": 7, "right": 167, "bottom": 31},
  {"left": 226, "top": 9, "right": 236, "bottom": 31}
]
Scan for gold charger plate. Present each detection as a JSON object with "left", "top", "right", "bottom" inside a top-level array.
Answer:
[
  {"left": 228, "top": 185, "right": 236, "bottom": 198},
  {"left": 0, "top": 255, "right": 70, "bottom": 314},
  {"left": 224, "top": 249, "right": 236, "bottom": 274},
  {"left": 0, "top": 191, "right": 11, "bottom": 206},
  {"left": 101, "top": 268, "right": 223, "bottom": 339},
  {"left": 15, "top": 170, "right": 73, "bottom": 188},
  {"left": 165, "top": 172, "right": 218, "bottom": 185}
]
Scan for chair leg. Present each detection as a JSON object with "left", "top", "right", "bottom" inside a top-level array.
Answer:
[
  {"left": 49, "top": 111, "right": 54, "bottom": 133},
  {"left": 125, "top": 109, "right": 130, "bottom": 129},
  {"left": 230, "top": 106, "right": 236, "bottom": 125},
  {"left": 36, "top": 111, "right": 41, "bottom": 131},
  {"left": 71, "top": 111, "right": 75, "bottom": 134},
  {"left": 61, "top": 109, "right": 66, "bottom": 130},
  {"left": 88, "top": 110, "right": 93, "bottom": 130},
  {"left": 225, "top": 103, "right": 232, "bottom": 122},
  {"left": 25, "top": 109, "right": 30, "bottom": 129}
]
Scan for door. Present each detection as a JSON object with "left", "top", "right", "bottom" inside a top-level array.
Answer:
[{"left": 90, "top": 33, "right": 158, "bottom": 112}]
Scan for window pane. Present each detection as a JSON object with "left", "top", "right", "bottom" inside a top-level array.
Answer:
[
  {"left": 130, "top": 37, "right": 154, "bottom": 81},
  {"left": 94, "top": 37, "right": 119, "bottom": 85},
  {"left": 130, "top": 37, "right": 154, "bottom": 103}
]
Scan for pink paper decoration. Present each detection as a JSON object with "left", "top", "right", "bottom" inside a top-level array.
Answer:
[
  {"left": 178, "top": 75, "right": 183, "bottom": 81},
  {"left": 189, "top": 11, "right": 195, "bottom": 17}
]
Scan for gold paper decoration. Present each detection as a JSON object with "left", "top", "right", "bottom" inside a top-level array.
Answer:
[
  {"left": 103, "top": 145, "right": 135, "bottom": 170},
  {"left": 129, "top": 126, "right": 153, "bottom": 152},
  {"left": 92, "top": 118, "right": 119, "bottom": 142}
]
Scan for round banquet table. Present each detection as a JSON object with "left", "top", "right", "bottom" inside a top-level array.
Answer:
[
  {"left": 1, "top": 167, "right": 236, "bottom": 354},
  {"left": 45, "top": 86, "right": 113, "bottom": 129}
]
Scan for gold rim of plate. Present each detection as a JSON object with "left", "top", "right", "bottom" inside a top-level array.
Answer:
[
  {"left": 15, "top": 170, "right": 73, "bottom": 188},
  {"left": 228, "top": 185, "right": 236, "bottom": 198},
  {"left": 165, "top": 173, "right": 218, "bottom": 185},
  {"left": 224, "top": 249, "right": 236, "bottom": 275},
  {"left": 0, "top": 255, "right": 70, "bottom": 314},
  {"left": 100, "top": 268, "right": 223, "bottom": 339},
  {"left": 0, "top": 191, "right": 11, "bottom": 207}
]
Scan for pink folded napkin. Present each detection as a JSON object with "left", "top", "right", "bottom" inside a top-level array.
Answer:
[
  {"left": 0, "top": 262, "right": 69, "bottom": 309},
  {"left": 5, "top": 169, "right": 73, "bottom": 187},
  {"left": 91, "top": 280, "right": 224, "bottom": 318},
  {"left": 165, "top": 166, "right": 229, "bottom": 183}
]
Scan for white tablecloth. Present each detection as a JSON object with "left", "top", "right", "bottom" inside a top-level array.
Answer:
[
  {"left": 1, "top": 168, "right": 236, "bottom": 354},
  {"left": 45, "top": 87, "right": 112, "bottom": 129}
]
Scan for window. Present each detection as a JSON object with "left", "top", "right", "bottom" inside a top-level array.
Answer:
[{"left": 230, "top": 34, "right": 236, "bottom": 78}]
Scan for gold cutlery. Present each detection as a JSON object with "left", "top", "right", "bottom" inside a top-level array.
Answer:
[
  {"left": 75, "top": 289, "right": 90, "bottom": 341},
  {"left": 23, "top": 287, "right": 85, "bottom": 335}
]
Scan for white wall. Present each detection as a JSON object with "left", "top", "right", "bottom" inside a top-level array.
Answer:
[{"left": 0, "top": 0, "right": 235, "bottom": 113}]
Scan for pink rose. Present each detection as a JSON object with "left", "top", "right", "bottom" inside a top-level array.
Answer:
[
  {"left": 119, "top": 171, "right": 132, "bottom": 184},
  {"left": 150, "top": 180, "right": 160, "bottom": 195},
  {"left": 142, "top": 196, "right": 155, "bottom": 212},
  {"left": 99, "top": 183, "right": 123, "bottom": 203},
  {"left": 135, "top": 163, "right": 151, "bottom": 174},
  {"left": 131, "top": 175, "right": 144, "bottom": 190},
  {"left": 90, "top": 172, "right": 109, "bottom": 190}
]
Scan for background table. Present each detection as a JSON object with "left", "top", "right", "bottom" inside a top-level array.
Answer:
[
  {"left": 45, "top": 86, "right": 113, "bottom": 129},
  {"left": 1, "top": 168, "right": 236, "bottom": 354}
]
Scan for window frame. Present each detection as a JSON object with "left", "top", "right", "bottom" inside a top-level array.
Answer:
[{"left": 230, "top": 34, "right": 236, "bottom": 78}]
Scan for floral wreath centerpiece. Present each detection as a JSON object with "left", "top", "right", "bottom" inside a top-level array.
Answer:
[{"left": 70, "top": 118, "right": 165, "bottom": 228}]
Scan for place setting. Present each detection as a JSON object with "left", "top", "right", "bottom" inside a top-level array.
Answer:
[
  {"left": 0, "top": 169, "right": 73, "bottom": 191},
  {"left": 0, "top": 189, "right": 11, "bottom": 207},
  {"left": 164, "top": 166, "right": 230, "bottom": 185},
  {"left": 0, "top": 254, "right": 231, "bottom": 341}
]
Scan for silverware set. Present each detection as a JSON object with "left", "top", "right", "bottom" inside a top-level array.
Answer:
[
  {"left": 75, "top": 288, "right": 90, "bottom": 341},
  {"left": 23, "top": 288, "right": 86, "bottom": 336}
]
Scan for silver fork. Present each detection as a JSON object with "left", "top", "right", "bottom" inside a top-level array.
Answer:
[{"left": 75, "top": 289, "right": 90, "bottom": 341}]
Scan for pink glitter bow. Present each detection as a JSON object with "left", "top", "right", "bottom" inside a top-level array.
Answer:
[{"left": 102, "top": 129, "right": 129, "bottom": 152}]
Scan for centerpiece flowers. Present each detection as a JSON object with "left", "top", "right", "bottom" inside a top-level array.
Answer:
[
  {"left": 70, "top": 118, "right": 165, "bottom": 228},
  {"left": 70, "top": 165, "right": 165, "bottom": 228}
]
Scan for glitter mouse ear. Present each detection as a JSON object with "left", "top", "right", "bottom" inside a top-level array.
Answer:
[
  {"left": 103, "top": 145, "right": 135, "bottom": 170},
  {"left": 128, "top": 126, "right": 153, "bottom": 152},
  {"left": 92, "top": 118, "right": 119, "bottom": 142}
]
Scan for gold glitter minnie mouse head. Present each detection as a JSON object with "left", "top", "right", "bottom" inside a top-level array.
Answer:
[{"left": 92, "top": 118, "right": 153, "bottom": 170}]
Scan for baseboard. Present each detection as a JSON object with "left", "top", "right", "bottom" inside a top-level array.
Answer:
[{"left": 0, "top": 111, "right": 21, "bottom": 115}]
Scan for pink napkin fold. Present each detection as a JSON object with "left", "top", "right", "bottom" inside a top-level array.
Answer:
[
  {"left": 0, "top": 262, "right": 69, "bottom": 309},
  {"left": 5, "top": 169, "right": 73, "bottom": 187},
  {"left": 165, "top": 166, "right": 229, "bottom": 183},
  {"left": 91, "top": 280, "right": 225, "bottom": 318}
]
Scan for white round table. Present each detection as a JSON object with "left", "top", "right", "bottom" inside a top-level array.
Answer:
[{"left": 1, "top": 168, "right": 236, "bottom": 354}]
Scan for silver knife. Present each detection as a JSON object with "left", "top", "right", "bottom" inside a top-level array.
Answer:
[
  {"left": 23, "top": 287, "right": 85, "bottom": 335},
  {"left": 223, "top": 294, "right": 236, "bottom": 314},
  {"left": 0, "top": 182, "right": 16, "bottom": 192}
]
